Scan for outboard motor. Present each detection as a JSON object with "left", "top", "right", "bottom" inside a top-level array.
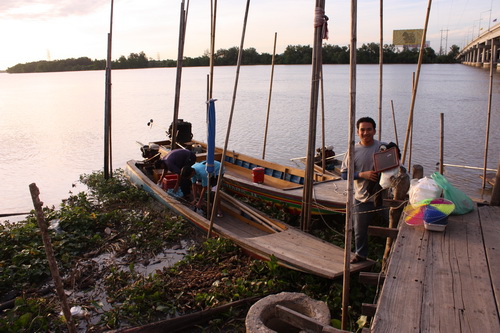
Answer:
[
  {"left": 168, "top": 119, "right": 193, "bottom": 144},
  {"left": 140, "top": 143, "right": 160, "bottom": 159}
]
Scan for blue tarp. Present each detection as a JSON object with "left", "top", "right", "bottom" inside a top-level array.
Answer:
[{"left": 206, "top": 99, "right": 217, "bottom": 174}]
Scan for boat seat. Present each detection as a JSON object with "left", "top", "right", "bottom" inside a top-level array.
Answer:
[
  {"left": 195, "top": 152, "right": 223, "bottom": 162},
  {"left": 224, "top": 164, "right": 300, "bottom": 190}
]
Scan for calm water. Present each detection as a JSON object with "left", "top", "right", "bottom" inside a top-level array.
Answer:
[{"left": 1, "top": 64, "right": 499, "bottom": 217}]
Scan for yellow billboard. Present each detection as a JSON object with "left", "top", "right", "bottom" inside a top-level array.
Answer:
[{"left": 393, "top": 29, "right": 424, "bottom": 46}]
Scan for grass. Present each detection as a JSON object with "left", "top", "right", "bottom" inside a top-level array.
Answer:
[{"left": 0, "top": 170, "right": 387, "bottom": 332}]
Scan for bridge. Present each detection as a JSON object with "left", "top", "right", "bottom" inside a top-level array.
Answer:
[{"left": 458, "top": 22, "right": 500, "bottom": 69}]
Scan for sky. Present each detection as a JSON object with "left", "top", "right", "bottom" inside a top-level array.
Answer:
[{"left": 1, "top": 0, "right": 498, "bottom": 70}]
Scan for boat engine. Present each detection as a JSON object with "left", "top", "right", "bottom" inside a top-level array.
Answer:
[
  {"left": 141, "top": 143, "right": 160, "bottom": 159},
  {"left": 168, "top": 119, "right": 193, "bottom": 144}
]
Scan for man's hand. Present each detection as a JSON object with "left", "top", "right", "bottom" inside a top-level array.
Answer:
[{"left": 360, "top": 170, "right": 379, "bottom": 182}]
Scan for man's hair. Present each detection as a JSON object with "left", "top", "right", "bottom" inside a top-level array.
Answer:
[{"left": 356, "top": 117, "right": 376, "bottom": 130}]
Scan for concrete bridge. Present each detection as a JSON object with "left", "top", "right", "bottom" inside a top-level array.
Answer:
[{"left": 458, "top": 22, "right": 500, "bottom": 69}]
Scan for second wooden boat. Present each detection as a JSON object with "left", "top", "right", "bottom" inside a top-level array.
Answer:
[
  {"left": 149, "top": 139, "right": 348, "bottom": 215},
  {"left": 125, "top": 159, "right": 372, "bottom": 279}
]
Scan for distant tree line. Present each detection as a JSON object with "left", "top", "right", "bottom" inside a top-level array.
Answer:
[{"left": 6, "top": 44, "right": 460, "bottom": 73}]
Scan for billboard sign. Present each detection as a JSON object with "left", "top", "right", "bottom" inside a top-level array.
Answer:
[{"left": 393, "top": 29, "right": 424, "bottom": 46}]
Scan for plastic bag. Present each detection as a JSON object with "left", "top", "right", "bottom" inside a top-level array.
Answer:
[
  {"left": 431, "top": 172, "right": 474, "bottom": 215},
  {"left": 408, "top": 176, "right": 442, "bottom": 205},
  {"left": 379, "top": 167, "right": 399, "bottom": 189}
]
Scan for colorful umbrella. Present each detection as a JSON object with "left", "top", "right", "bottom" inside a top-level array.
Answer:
[{"left": 404, "top": 198, "right": 455, "bottom": 226}]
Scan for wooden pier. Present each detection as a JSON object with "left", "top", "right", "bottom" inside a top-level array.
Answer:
[{"left": 370, "top": 204, "right": 500, "bottom": 332}]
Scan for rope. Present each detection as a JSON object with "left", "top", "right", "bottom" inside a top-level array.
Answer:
[{"left": 314, "top": 7, "right": 329, "bottom": 40}]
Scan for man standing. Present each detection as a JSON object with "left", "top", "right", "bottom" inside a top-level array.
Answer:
[{"left": 341, "top": 117, "right": 385, "bottom": 263}]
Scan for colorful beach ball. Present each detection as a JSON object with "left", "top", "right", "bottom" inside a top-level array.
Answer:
[{"left": 404, "top": 198, "right": 455, "bottom": 226}]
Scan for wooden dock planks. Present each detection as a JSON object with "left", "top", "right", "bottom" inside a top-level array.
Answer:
[{"left": 371, "top": 205, "right": 500, "bottom": 332}]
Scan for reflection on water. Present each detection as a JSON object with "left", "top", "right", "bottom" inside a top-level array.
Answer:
[{"left": 1, "top": 64, "right": 499, "bottom": 215}]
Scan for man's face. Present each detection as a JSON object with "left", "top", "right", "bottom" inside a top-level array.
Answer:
[{"left": 357, "top": 122, "right": 376, "bottom": 146}]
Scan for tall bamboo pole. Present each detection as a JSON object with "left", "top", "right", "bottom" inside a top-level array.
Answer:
[
  {"left": 320, "top": 67, "right": 327, "bottom": 173},
  {"left": 439, "top": 113, "right": 444, "bottom": 174},
  {"left": 378, "top": 0, "right": 383, "bottom": 141},
  {"left": 209, "top": 0, "right": 217, "bottom": 100},
  {"left": 300, "top": 0, "right": 325, "bottom": 232},
  {"left": 262, "top": 32, "right": 277, "bottom": 160},
  {"left": 482, "top": 41, "right": 495, "bottom": 188},
  {"left": 342, "top": 0, "right": 357, "bottom": 329},
  {"left": 171, "top": 0, "right": 188, "bottom": 150},
  {"left": 208, "top": 0, "right": 251, "bottom": 237},
  {"left": 206, "top": 0, "right": 217, "bottom": 221},
  {"left": 390, "top": 100, "right": 399, "bottom": 146},
  {"left": 401, "top": 0, "right": 433, "bottom": 165},
  {"left": 104, "top": 0, "right": 114, "bottom": 179}
]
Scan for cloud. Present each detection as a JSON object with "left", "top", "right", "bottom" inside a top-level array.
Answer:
[{"left": 0, "top": 0, "right": 109, "bottom": 19}]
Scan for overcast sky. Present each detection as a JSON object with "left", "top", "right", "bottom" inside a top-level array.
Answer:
[{"left": 1, "top": 0, "right": 498, "bottom": 70}]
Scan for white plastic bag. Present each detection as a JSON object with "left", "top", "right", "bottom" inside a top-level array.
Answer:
[
  {"left": 408, "top": 177, "right": 442, "bottom": 205},
  {"left": 379, "top": 167, "right": 399, "bottom": 189}
]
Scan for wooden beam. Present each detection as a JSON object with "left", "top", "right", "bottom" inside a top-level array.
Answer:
[
  {"left": 362, "top": 303, "right": 377, "bottom": 317},
  {"left": 359, "top": 272, "right": 386, "bottom": 285},
  {"left": 275, "top": 305, "right": 351, "bottom": 333},
  {"left": 368, "top": 226, "right": 399, "bottom": 238}
]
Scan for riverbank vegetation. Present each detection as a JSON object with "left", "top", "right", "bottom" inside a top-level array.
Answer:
[
  {"left": 0, "top": 170, "right": 385, "bottom": 332},
  {"left": 6, "top": 42, "right": 460, "bottom": 73}
]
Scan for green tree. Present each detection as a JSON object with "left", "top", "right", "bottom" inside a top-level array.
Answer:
[{"left": 282, "top": 45, "right": 312, "bottom": 64}]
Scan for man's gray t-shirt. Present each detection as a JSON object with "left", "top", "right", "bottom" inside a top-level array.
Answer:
[{"left": 341, "top": 140, "right": 383, "bottom": 202}]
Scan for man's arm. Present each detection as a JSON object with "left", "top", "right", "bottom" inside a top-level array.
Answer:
[{"left": 341, "top": 171, "right": 359, "bottom": 180}]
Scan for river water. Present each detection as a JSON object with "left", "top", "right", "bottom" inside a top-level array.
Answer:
[{"left": 1, "top": 64, "right": 499, "bottom": 218}]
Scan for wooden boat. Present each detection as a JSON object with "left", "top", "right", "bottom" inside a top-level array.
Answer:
[
  {"left": 150, "top": 139, "right": 348, "bottom": 215},
  {"left": 125, "top": 159, "right": 372, "bottom": 279}
]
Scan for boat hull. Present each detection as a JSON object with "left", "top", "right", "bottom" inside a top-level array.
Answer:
[{"left": 125, "top": 160, "right": 371, "bottom": 279}]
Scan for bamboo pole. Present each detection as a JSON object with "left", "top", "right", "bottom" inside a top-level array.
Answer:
[
  {"left": 209, "top": 0, "right": 217, "bottom": 100},
  {"left": 300, "top": 0, "right": 325, "bottom": 232},
  {"left": 320, "top": 67, "right": 326, "bottom": 173},
  {"left": 390, "top": 100, "right": 399, "bottom": 146},
  {"left": 29, "top": 184, "right": 76, "bottom": 333},
  {"left": 439, "top": 113, "right": 444, "bottom": 174},
  {"left": 170, "top": 0, "right": 187, "bottom": 150},
  {"left": 342, "top": 0, "right": 357, "bottom": 329},
  {"left": 378, "top": 0, "right": 383, "bottom": 141},
  {"left": 441, "top": 163, "right": 496, "bottom": 172},
  {"left": 401, "top": 0, "right": 433, "bottom": 165},
  {"left": 103, "top": 0, "right": 114, "bottom": 179},
  {"left": 491, "top": 157, "right": 500, "bottom": 206},
  {"left": 262, "top": 32, "right": 277, "bottom": 160},
  {"left": 208, "top": 0, "right": 251, "bottom": 237},
  {"left": 482, "top": 41, "right": 495, "bottom": 188},
  {"left": 206, "top": 0, "right": 216, "bottom": 220},
  {"left": 407, "top": 72, "right": 415, "bottom": 171}
]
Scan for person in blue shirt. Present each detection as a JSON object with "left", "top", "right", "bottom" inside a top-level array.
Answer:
[{"left": 180, "top": 160, "right": 223, "bottom": 216}]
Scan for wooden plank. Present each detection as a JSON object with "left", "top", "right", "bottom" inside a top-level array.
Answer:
[
  {"left": 478, "top": 206, "right": 500, "bottom": 312},
  {"left": 359, "top": 272, "right": 385, "bottom": 286},
  {"left": 421, "top": 211, "right": 500, "bottom": 332},
  {"left": 371, "top": 221, "right": 428, "bottom": 332},
  {"left": 368, "top": 226, "right": 398, "bottom": 238},
  {"left": 361, "top": 304, "right": 377, "bottom": 317},
  {"left": 274, "top": 305, "right": 351, "bottom": 333},
  {"left": 372, "top": 207, "right": 500, "bottom": 332}
]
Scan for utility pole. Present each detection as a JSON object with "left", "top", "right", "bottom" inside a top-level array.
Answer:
[
  {"left": 439, "top": 29, "right": 443, "bottom": 55},
  {"left": 445, "top": 29, "right": 449, "bottom": 54},
  {"left": 440, "top": 29, "right": 449, "bottom": 55}
]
